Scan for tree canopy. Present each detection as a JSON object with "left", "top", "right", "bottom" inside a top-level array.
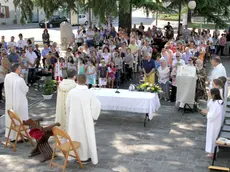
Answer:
[
  {"left": 14, "top": 0, "right": 230, "bottom": 28},
  {"left": 13, "top": 0, "right": 79, "bottom": 24},
  {"left": 165, "top": 0, "right": 230, "bottom": 28}
]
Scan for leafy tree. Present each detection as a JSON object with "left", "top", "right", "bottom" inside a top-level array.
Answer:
[
  {"left": 14, "top": 0, "right": 79, "bottom": 24},
  {"left": 13, "top": 0, "right": 34, "bottom": 24},
  {"left": 164, "top": 0, "right": 230, "bottom": 28},
  {"left": 86, "top": 0, "right": 167, "bottom": 33}
]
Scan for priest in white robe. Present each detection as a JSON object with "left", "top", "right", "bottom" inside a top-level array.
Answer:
[
  {"left": 209, "top": 56, "right": 228, "bottom": 120},
  {"left": 209, "top": 56, "right": 227, "bottom": 89},
  {"left": 4, "top": 63, "right": 29, "bottom": 140},
  {"left": 201, "top": 88, "right": 223, "bottom": 157},
  {"left": 66, "top": 74, "right": 101, "bottom": 165},
  {"left": 55, "top": 69, "right": 77, "bottom": 131}
]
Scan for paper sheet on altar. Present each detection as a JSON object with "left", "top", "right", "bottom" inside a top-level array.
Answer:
[{"left": 176, "top": 65, "right": 197, "bottom": 105}]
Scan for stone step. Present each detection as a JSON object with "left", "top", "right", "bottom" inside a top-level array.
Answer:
[
  {"left": 226, "top": 107, "right": 230, "bottom": 113},
  {"left": 222, "top": 125, "right": 230, "bottom": 132},
  {"left": 220, "top": 131, "right": 230, "bottom": 139},
  {"left": 225, "top": 112, "right": 230, "bottom": 118},
  {"left": 225, "top": 120, "right": 230, "bottom": 125},
  {"left": 227, "top": 102, "right": 230, "bottom": 107}
]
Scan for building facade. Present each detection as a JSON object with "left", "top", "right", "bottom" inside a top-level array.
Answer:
[{"left": 0, "top": 0, "right": 47, "bottom": 25}]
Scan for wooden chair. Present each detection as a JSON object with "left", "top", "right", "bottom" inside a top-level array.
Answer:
[
  {"left": 50, "top": 127, "right": 84, "bottom": 172},
  {"left": 5, "top": 109, "right": 34, "bottom": 151},
  {"left": 23, "top": 119, "right": 61, "bottom": 162}
]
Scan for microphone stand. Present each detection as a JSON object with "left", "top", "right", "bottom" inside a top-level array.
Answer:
[{"left": 115, "top": 67, "right": 120, "bottom": 94}]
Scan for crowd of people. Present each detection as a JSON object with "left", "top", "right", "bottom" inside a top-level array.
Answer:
[
  {"left": 1, "top": 23, "right": 230, "bottom": 103},
  {"left": 1, "top": 22, "right": 230, "bottom": 162}
]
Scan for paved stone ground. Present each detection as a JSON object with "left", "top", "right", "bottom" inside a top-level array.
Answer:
[
  {"left": 0, "top": 58, "right": 230, "bottom": 171},
  {"left": 1, "top": 91, "right": 230, "bottom": 172}
]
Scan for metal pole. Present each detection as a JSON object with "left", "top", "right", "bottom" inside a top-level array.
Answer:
[
  {"left": 177, "top": 2, "right": 182, "bottom": 39},
  {"left": 155, "top": 11, "right": 158, "bottom": 26}
]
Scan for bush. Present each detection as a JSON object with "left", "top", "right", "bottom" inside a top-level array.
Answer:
[
  {"left": 43, "top": 80, "right": 56, "bottom": 95},
  {"left": 1, "top": 22, "right": 6, "bottom": 25},
  {"left": 13, "top": 19, "right": 17, "bottom": 24}
]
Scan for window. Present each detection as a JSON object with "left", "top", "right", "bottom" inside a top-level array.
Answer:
[{"left": 0, "top": 6, "right": 9, "bottom": 18}]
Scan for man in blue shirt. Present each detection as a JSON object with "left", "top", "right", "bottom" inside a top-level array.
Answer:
[
  {"left": 41, "top": 43, "right": 50, "bottom": 67},
  {"left": 142, "top": 52, "right": 155, "bottom": 85},
  {"left": 8, "top": 46, "right": 19, "bottom": 63}
]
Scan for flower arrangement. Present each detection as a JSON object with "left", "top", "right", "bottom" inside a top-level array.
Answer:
[{"left": 136, "top": 83, "right": 162, "bottom": 93}]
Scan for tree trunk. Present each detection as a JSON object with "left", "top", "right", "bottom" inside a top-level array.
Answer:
[
  {"left": 119, "top": 1, "right": 132, "bottom": 35},
  {"left": 177, "top": 2, "right": 182, "bottom": 40}
]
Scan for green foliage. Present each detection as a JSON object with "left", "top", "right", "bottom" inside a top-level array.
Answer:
[
  {"left": 86, "top": 0, "right": 167, "bottom": 24},
  {"left": 13, "top": 0, "right": 34, "bottom": 24},
  {"left": 43, "top": 80, "right": 56, "bottom": 95},
  {"left": 163, "top": 0, "right": 230, "bottom": 26},
  {"left": 33, "top": 0, "right": 78, "bottom": 19},
  {"left": 14, "top": 0, "right": 80, "bottom": 23}
]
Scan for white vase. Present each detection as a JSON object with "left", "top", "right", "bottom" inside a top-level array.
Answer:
[
  {"left": 0, "top": 115, "right": 5, "bottom": 134},
  {"left": 42, "top": 94, "right": 53, "bottom": 100}
]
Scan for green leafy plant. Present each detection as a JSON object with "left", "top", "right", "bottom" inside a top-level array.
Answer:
[
  {"left": 1, "top": 22, "right": 6, "bottom": 25},
  {"left": 43, "top": 80, "right": 56, "bottom": 95}
]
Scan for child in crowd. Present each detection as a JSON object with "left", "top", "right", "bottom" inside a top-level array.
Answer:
[
  {"left": 98, "top": 59, "right": 108, "bottom": 87},
  {"left": 107, "top": 61, "right": 116, "bottom": 88},
  {"left": 86, "top": 59, "right": 96, "bottom": 88}
]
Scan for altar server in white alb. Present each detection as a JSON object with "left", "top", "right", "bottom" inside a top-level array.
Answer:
[
  {"left": 55, "top": 69, "right": 77, "bottom": 131},
  {"left": 66, "top": 74, "right": 101, "bottom": 164},
  {"left": 4, "top": 63, "right": 29, "bottom": 140},
  {"left": 201, "top": 88, "right": 223, "bottom": 158}
]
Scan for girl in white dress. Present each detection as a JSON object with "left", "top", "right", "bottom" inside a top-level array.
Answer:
[
  {"left": 201, "top": 88, "right": 223, "bottom": 158},
  {"left": 212, "top": 79, "right": 225, "bottom": 124},
  {"left": 212, "top": 79, "right": 224, "bottom": 99}
]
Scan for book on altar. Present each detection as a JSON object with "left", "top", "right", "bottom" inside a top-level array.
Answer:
[{"left": 177, "top": 65, "right": 196, "bottom": 77}]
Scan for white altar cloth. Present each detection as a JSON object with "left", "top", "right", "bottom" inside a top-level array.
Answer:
[{"left": 91, "top": 88, "right": 161, "bottom": 120}]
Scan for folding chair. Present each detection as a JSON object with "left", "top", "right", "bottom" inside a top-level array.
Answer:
[
  {"left": 5, "top": 109, "right": 34, "bottom": 152},
  {"left": 50, "top": 127, "right": 84, "bottom": 172}
]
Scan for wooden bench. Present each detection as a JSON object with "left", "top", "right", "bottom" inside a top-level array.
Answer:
[{"left": 208, "top": 140, "right": 230, "bottom": 172}]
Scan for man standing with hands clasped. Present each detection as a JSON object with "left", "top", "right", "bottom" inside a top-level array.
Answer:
[
  {"left": 66, "top": 74, "right": 101, "bottom": 164},
  {"left": 25, "top": 44, "right": 37, "bottom": 85},
  {"left": 143, "top": 52, "right": 155, "bottom": 85},
  {"left": 4, "top": 63, "right": 29, "bottom": 142}
]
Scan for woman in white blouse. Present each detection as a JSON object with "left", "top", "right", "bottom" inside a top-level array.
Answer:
[
  {"left": 101, "top": 46, "right": 111, "bottom": 64},
  {"left": 158, "top": 59, "right": 170, "bottom": 101}
]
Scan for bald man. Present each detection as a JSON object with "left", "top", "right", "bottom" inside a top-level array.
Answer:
[{"left": 66, "top": 74, "right": 101, "bottom": 165}]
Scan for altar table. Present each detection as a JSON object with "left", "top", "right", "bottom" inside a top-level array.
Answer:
[{"left": 91, "top": 88, "right": 161, "bottom": 126}]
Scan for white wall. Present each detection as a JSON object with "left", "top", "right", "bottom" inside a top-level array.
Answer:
[{"left": 0, "top": 0, "right": 20, "bottom": 25}]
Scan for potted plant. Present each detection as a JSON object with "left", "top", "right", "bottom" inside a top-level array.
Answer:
[{"left": 42, "top": 79, "right": 56, "bottom": 100}]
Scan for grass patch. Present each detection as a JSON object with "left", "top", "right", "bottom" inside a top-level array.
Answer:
[
  {"left": 158, "top": 13, "right": 179, "bottom": 21},
  {"left": 188, "top": 23, "right": 216, "bottom": 29}
]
